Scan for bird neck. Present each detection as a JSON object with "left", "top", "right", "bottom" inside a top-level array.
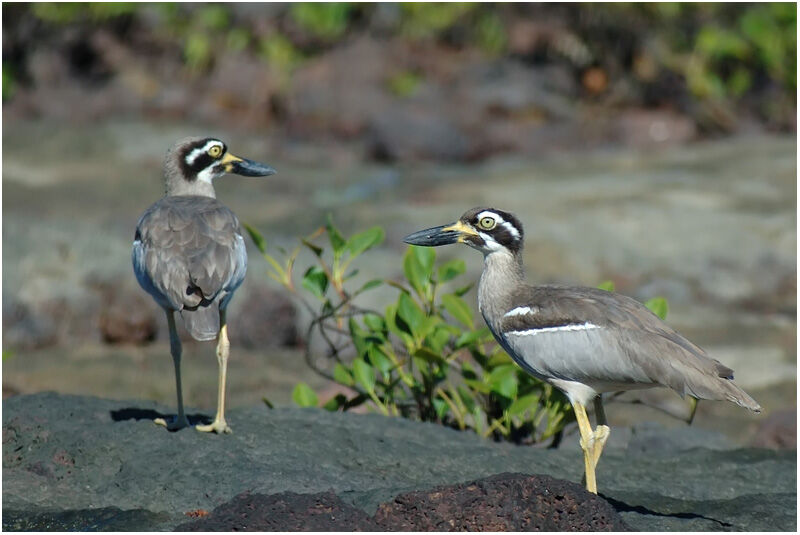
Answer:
[
  {"left": 165, "top": 179, "right": 217, "bottom": 198},
  {"left": 478, "top": 248, "right": 525, "bottom": 327},
  {"left": 163, "top": 156, "right": 217, "bottom": 198}
]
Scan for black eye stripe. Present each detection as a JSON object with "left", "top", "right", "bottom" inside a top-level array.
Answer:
[{"left": 179, "top": 151, "right": 217, "bottom": 181}]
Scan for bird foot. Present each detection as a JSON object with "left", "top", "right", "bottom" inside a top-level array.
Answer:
[
  {"left": 154, "top": 415, "right": 191, "bottom": 431},
  {"left": 196, "top": 419, "right": 232, "bottom": 434}
]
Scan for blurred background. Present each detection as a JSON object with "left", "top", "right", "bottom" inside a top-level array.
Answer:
[{"left": 2, "top": 3, "right": 796, "bottom": 448}]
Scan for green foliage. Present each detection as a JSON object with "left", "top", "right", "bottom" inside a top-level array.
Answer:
[
  {"left": 400, "top": 3, "right": 478, "bottom": 39},
  {"left": 644, "top": 296, "right": 669, "bottom": 321},
  {"left": 387, "top": 71, "right": 422, "bottom": 98},
  {"left": 248, "top": 219, "right": 570, "bottom": 444},
  {"left": 3, "top": 64, "right": 17, "bottom": 102},
  {"left": 31, "top": 2, "right": 137, "bottom": 24},
  {"left": 292, "top": 382, "right": 319, "bottom": 407},
  {"left": 290, "top": 3, "right": 354, "bottom": 41}
]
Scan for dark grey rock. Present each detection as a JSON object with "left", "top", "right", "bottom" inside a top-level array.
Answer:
[
  {"left": 2, "top": 393, "right": 796, "bottom": 531},
  {"left": 373, "top": 472, "right": 629, "bottom": 531}
]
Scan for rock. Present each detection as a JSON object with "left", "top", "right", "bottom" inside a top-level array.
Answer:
[
  {"left": 374, "top": 473, "right": 629, "bottom": 531},
  {"left": 227, "top": 285, "right": 298, "bottom": 349},
  {"left": 177, "top": 474, "right": 630, "bottom": 531},
  {"left": 96, "top": 284, "right": 158, "bottom": 345},
  {"left": 749, "top": 408, "right": 797, "bottom": 450},
  {"left": 2, "top": 393, "right": 795, "bottom": 532},
  {"left": 176, "top": 491, "right": 378, "bottom": 531},
  {"left": 367, "top": 106, "right": 473, "bottom": 162}
]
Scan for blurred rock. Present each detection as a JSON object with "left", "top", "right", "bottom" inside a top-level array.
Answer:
[
  {"left": 228, "top": 285, "right": 298, "bottom": 349},
  {"left": 367, "top": 106, "right": 473, "bottom": 162},
  {"left": 749, "top": 409, "right": 797, "bottom": 450},
  {"left": 286, "top": 37, "right": 394, "bottom": 139},
  {"left": 96, "top": 285, "right": 158, "bottom": 345},
  {"left": 613, "top": 108, "right": 697, "bottom": 148}
]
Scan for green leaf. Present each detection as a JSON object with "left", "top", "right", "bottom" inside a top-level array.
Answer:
[
  {"left": 441, "top": 294, "right": 473, "bottom": 327},
  {"left": 397, "top": 292, "right": 425, "bottom": 337},
  {"left": 323, "top": 393, "right": 348, "bottom": 411},
  {"left": 487, "top": 364, "right": 518, "bottom": 399},
  {"left": 403, "top": 246, "right": 434, "bottom": 296},
  {"left": 486, "top": 352, "right": 513, "bottom": 368},
  {"left": 292, "top": 382, "right": 319, "bottom": 407},
  {"left": 326, "top": 214, "right": 346, "bottom": 254},
  {"left": 243, "top": 223, "right": 267, "bottom": 254},
  {"left": 463, "top": 378, "right": 492, "bottom": 394},
  {"left": 385, "top": 303, "right": 414, "bottom": 347},
  {"left": 453, "top": 283, "right": 474, "bottom": 297},
  {"left": 597, "top": 280, "right": 615, "bottom": 292},
  {"left": 368, "top": 346, "right": 393, "bottom": 379},
  {"left": 301, "top": 238, "right": 324, "bottom": 258},
  {"left": 357, "top": 279, "right": 383, "bottom": 294},
  {"left": 413, "top": 347, "right": 447, "bottom": 365},
  {"left": 333, "top": 363, "right": 354, "bottom": 386},
  {"left": 413, "top": 245, "right": 436, "bottom": 277},
  {"left": 645, "top": 296, "right": 669, "bottom": 320},
  {"left": 302, "top": 266, "right": 329, "bottom": 299},
  {"left": 352, "top": 358, "right": 376, "bottom": 392},
  {"left": 457, "top": 385, "right": 477, "bottom": 413},
  {"left": 363, "top": 313, "right": 386, "bottom": 332},
  {"left": 455, "top": 327, "right": 492, "bottom": 348},
  {"left": 346, "top": 227, "right": 385, "bottom": 258},
  {"left": 508, "top": 393, "right": 541, "bottom": 417},
  {"left": 432, "top": 398, "right": 449, "bottom": 420},
  {"left": 349, "top": 317, "right": 369, "bottom": 358},
  {"left": 437, "top": 258, "right": 466, "bottom": 282}
]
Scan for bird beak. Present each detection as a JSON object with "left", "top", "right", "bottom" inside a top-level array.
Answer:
[
  {"left": 221, "top": 152, "right": 277, "bottom": 177},
  {"left": 403, "top": 221, "right": 477, "bottom": 247}
]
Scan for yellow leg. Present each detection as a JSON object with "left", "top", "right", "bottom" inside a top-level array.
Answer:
[
  {"left": 155, "top": 311, "right": 191, "bottom": 431},
  {"left": 196, "top": 309, "right": 232, "bottom": 434},
  {"left": 591, "top": 396, "right": 610, "bottom": 470},
  {"left": 572, "top": 400, "right": 598, "bottom": 493}
]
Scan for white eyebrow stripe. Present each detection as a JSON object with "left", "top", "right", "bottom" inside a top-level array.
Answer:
[
  {"left": 185, "top": 140, "right": 223, "bottom": 165},
  {"left": 507, "top": 323, "right": 600, "bottom": 335},
  {"left": 505, "top": 306, "right": 537, "bottom": 317},
  {"left": 501, "top": 221, "right": 520, "bottom": 239}
]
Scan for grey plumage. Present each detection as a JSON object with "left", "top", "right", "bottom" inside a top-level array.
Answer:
[
  {"left": 132, "top": 137, "right": 275, "bottom": 433},
  {"left": 133, "top": 195, "right": 246, "bottom": 341}
]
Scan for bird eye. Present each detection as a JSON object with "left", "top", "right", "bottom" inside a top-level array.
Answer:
[
  {"left": 208, "top": 145, "right": 222, "bottom": 158},
  {"left": 478, "top": 216, "right": 496, "bottom": 230}
]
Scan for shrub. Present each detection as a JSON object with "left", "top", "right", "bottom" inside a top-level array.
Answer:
[{"left": 246, "top": 217, "right": 571, "bottom": 444}]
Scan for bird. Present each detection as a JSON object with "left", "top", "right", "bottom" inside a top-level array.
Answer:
[
  {"left": 132, "top": 137, "right": 276, "bottom": 434},
  {"left": 403, "top": 207, "right": 761, "bottom": 493}
]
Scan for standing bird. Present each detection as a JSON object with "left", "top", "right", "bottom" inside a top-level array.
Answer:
[
  {"left": 133, "top": 137, "right": 275, "bottom": 433},
  {"left": 404, "top": 207, "right": 761, "bottom": 493}
]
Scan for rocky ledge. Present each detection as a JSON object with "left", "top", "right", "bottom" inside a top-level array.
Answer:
[{"left": 2, "top": 393, "right": 795, "bottom": 531}]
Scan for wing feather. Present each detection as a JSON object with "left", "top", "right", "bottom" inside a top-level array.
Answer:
[{"left": 132, "top": 196, "right": 246, "bottom": 314}]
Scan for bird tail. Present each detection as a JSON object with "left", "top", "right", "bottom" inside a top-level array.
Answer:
[
  {"left": 180, "top": 305, "right": 220, "bottom": 342},
  {"left": 717, "top": 379, "right": 762, "bottom": 413}
]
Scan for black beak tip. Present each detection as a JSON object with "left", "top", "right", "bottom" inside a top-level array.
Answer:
[
  {"left": 403, "top": 225, "right": 459, "bottom": 247},
  {"left": 233, "top": 159, "right": 277, "bottom": 177}
]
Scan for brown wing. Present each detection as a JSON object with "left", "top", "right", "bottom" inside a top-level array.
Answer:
[{"left": 133, "top": 195, "right": 245, "bottom": 313}]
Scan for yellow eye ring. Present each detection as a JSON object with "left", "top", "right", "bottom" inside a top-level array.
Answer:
[
  {"left": 208, "top": 145, "right": 222, "bottom": 158},
  {"left": 478, "top": 216, "right": 496, "bottom": 230}
]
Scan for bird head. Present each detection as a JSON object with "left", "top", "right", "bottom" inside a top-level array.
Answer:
[
  {"left": 403, "top": 207, "right": 524, "bottom": 255},
  {"left": 164, "top": 137, "right": 276, "bottom": 195}
]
